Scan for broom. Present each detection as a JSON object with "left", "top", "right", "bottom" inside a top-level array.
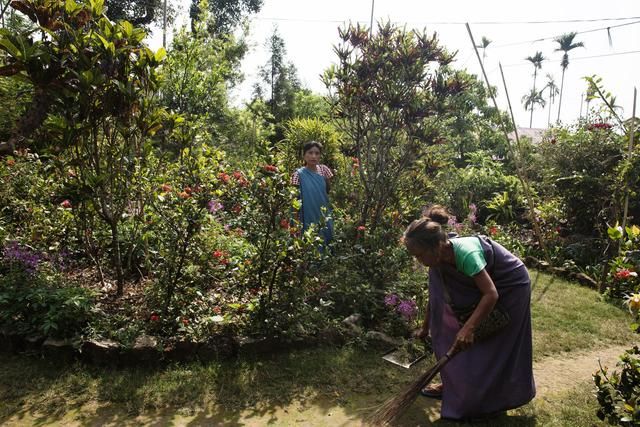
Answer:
[{"left": 367, "top": 345, "right": 459, "bottom": 426}]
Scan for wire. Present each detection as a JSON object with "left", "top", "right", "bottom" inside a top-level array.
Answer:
[
  {"left": 492, "top": 19, "right": 640, "bottom": 48},
  {"left": 254, "top": 16, "right": 640, "bottom": 26},
  {"left": 497, "top": 49, "right": 640, "bottom": 67}
]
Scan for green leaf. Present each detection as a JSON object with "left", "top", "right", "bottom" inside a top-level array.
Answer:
[
  {"left": 608, "top": 223, "right": 623, "bottom": 240},
  {"left": 121, "top": 21, "right": 134, "bottom": 38},
  {"left": 154, "top": 47, "right": 166, "bottom": 62},
  {"left": 0, "top": 38, "right": 21, "bottom": 58}
]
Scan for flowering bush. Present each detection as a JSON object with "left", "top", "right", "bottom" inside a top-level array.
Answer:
[{"left": 604, "top": 224, "right": 640, "bottom": 300}]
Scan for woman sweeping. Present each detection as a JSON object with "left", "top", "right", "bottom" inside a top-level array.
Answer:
[
  {"left": 404, "top": 205, "right": 535, "bottom": 421},
  {"left": 291, "top": 141, "right": 334, "bottom": 245}
]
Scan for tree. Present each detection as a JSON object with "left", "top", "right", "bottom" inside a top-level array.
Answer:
[
  {"left": 104, "top": 0, "right": 161, "bottom": 27},
  {"left": 521, "top": 89, "right": 546, "bottom": 126},
  {"left": 544, "top": 74, "right": 559, "bottom": 127},
  {"left": 524, "top": 51, "right": 545, "bottom": 127},
  {"left": 476, "top": 36, "right": 491, "bottom": 64},
  {"left": 554, "top": 32, "right": 584, "bottom": 122},
  {"left": 190, "top": 0, "right": 262, "bottom": 36},
  {"left": 0, "top": 0, "right": 166, "bottom": 295},
  {"left": 159, "top": 4, "right": 245, "bottom": 150},
  {"left": 323, "top": 22, "right": 461, "bottom": 228},
  {"left": 254, "top": 27, "right": 300, "bottom": 142}
]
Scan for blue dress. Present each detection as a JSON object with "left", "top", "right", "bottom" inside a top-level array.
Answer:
[{"left": 297, "top": 167, "right": 333, "bottom": 244}]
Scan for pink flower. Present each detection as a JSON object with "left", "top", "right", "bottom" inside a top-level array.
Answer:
[
  {"left": 60, "top": 199, "right": 72, "bottom": 209},
  {"left": 207, "top": 199, "right": 223, "bottom": 213}
]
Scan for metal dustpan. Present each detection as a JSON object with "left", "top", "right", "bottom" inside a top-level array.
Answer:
[{"left": 382, "top": 337, "right": 432, "bottom": 369}]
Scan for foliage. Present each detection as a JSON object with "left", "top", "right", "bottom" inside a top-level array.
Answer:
[
  {"left": 253, "top": 27, "right": 301, "bottom": 142},
  {"left": 0, "top": 0, "right": 168, "bottom": 295},
  {"left": 190, "top": 0, "right": 262, "bottom": 36},
  {"left": 604, "top": 224, "right": 640, "bottom": 300},
  {"left": 159, "top": 1, "right": 247, "bottom": 151},
  {"left": 0, "top": 243, "right": 95, "bottom": 338},
  {"left": 323, "top": 21, "right": 468, "bottom": 228},
  {"left": 104, "top": 0, "right": 161, "bottom": 27},
  {"left": 594, "top": 345, "right": 640, "bottom": 426},
  {"left": 278, "top": 118, "right": 341, "bottom": 177},
  {"left": 536, "top": 124, "right": 624, "bottom": 235}
]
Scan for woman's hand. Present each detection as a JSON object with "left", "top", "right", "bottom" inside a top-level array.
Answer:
[
  {"left": 413, "top": 325, "right": 430, "bottom": 340},
  {"left": 453, "top": 325, "right": 475, "bottom": 351}
]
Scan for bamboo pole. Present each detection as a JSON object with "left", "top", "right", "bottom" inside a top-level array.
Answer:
[
  {"left": 369, "top": 0, "right": 375, "bottom": 37},
  {"left": 465, "top": 23, "right": 549, "bottom": 262},
  {"left": 621, "top": 87, "right": 637, "bottom": 235}
]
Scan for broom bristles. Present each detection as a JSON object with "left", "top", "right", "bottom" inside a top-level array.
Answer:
[{"left": 367, "top": 351, "right": 454, "bottom": 426}]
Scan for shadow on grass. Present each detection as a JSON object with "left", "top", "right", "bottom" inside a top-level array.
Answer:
[{"left": 0, "top": 345, "right": 540, "bottom": 426}]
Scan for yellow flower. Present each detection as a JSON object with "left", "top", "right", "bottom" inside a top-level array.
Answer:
[{"left": 627, "top": 293, "right": 640, "bottom": 312}]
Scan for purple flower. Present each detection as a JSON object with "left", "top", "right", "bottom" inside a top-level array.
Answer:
[
  {"left": 468, "top": 204, "right": 477, "bottom": 224},
  {"left": 384, "top": 293, "right": 399, "bottom": 307},
  {"left": 396, "top": 299, "right": 418, "bottom": 320},
  {"left": 207, "top": 199, "right": 224, "bottom": 214},
  {"left": 2, "top": 241, "right": 41, "bottom": 275},
  {"left": 447, "top": 215, "right": 458, "bottom": 228}
]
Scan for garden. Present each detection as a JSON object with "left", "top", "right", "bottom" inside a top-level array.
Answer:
[{"left": 1, "top": 1, "right": 639, "bottom": 425}]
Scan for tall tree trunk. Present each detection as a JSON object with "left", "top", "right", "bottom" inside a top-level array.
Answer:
[
  {"left": 557, "top": 68, "right": 566, "bottom": 123},
  {"left": 110, "top": 220, "right": 125, "bottom": 296},
  {"left": 529, "top": 69, "right": 538, "bottom": 128}
]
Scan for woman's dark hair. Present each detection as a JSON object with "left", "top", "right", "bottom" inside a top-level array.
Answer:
[
  {"left": 403, "top": 205, "right": 450, "bottom": 250},
  {"left": 302, "top": 140, "right": 323, "bottom": 156}
]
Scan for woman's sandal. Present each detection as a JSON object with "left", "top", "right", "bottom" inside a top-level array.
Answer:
[{"left": 419, "top": 383, "right": 443, "bottom": 400}]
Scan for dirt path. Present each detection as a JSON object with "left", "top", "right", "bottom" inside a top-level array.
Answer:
[{"left": 4, "top": 344, "right": 631, "bottom": 426}]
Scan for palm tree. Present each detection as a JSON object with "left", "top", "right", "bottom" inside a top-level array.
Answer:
[
  {"left": 476, "top": 36, "right": 491, "bottom": 64},
  {"left": 522, "top": 89, "right": 546, "bottom": 125},
  {"left": 554, "top": 32, "right": 584, "bottom": 122},
  {"left": 544, "top": 74, "right": 559, "bottom": 127},
  {"left": 525, "top": 51, "right": 546, "bottom": 127}
]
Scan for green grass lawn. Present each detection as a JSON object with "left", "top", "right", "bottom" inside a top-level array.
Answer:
[{"left": 0, "top": 270, "right": 636, "bottom": 426}]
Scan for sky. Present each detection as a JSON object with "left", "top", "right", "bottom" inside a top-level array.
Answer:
[{"left": 150, "top": 0, "right": 640, "bottom": 129}]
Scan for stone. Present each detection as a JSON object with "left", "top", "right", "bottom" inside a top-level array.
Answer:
[
  {"left": 164, "top": 340, "right": 199, "bottom": 362},
  {"left": 129, "top": 335, "right": 160, "bottom": 364},
  {"left": 237, "top": 336, "right": 279, "bottom": 356},
  {"left": 197, "top": 335, "right": 237, "bottom": 362},
  {"left": 81, "top": 339, "right": 121, "bottom": 365},
  {"left": 42, "top": 338, "right": 75, "bottom": 363},
  {"left": 574, "top": 272, "right": 598, "bottom": 289},
  {"left": 24, "top": 335, "right": 46, "bottom": 353}
]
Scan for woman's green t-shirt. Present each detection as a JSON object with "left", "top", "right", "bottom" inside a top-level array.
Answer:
[{"left": 450, "top": 236, "right": 487, "bottom": 277}]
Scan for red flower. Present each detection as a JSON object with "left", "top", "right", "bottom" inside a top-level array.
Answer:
[
  {"left": 182, "top": 318, "right": 189, "bottom": 325},
  {"left": 231, "top": 204, "right": 242, "bottom": 214},
  {"left": 213, "top": 250, "right": 224, "bottom": 259},
  {"left": 218, "top": 172, "right": 230, "bottom": 184},
  {"left": 488, "top": 226, "right": 498, "bottom": 236},
  {"left": 263, "top": 164, "right": 278, "bottom": 173},
  {"left": 178, "top": 191, "right": 191, "bottom": 199},
  {"left": 213, "top": 306, "right": 222, "bottom": 314},
  {"left": 233, "top": 171, "right": 243, "bottom": 180},
  {"left": 357, "top": 225, "right": 366, "bottom": 231},
  {"left": 60, "top": 199, "right": 72, "bottom": 209},
  {"left": 280, "top": 218, "right": 290, "bottom": 229},
  {"left": 614, "top": 268, "right": 637, "bottom": 280},
  {"left": 150, "top": 314, "right": 160, "bottom": 322},
  {"left": 184, "top": 186, "right": 193, "bottom": 195}
]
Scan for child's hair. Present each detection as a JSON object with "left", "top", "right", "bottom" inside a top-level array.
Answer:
[
  {"left": 302, "top": 140, "right": 323, "bottom": 156},
  {"left": 403, "top": 205, "right": 450, "bottom": 250}
]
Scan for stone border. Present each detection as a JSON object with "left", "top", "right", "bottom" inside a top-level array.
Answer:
[
  {"left": 525, "top": 256, "right": 599, "bottom": 288},
  {"left": 0, "top": 326, "right": 350, "bottom": 366}
]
